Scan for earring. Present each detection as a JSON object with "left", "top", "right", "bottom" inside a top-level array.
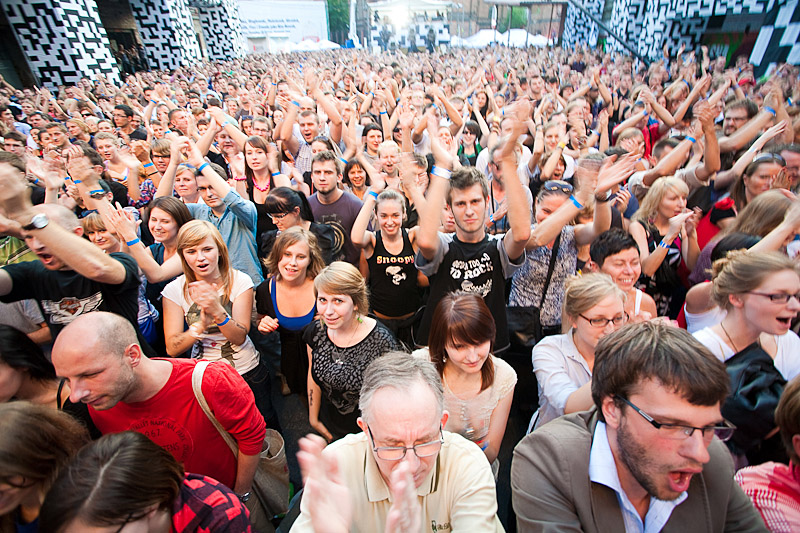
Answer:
[
  {"left": 357, "top": 315, "right": 363, "bottom": 323},
  {"left": 443, "top": 355, "right": 447, "bottom": 363}
]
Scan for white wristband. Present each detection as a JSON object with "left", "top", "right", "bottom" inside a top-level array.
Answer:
[{"left": 431, "top": 165, "right": 452, "bottom": 180}]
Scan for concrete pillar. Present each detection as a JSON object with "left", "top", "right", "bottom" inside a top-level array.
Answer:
[
  {"left": 2, "top": 0, "right": 120, "bottom": 88},
  {"left": 198, "top": 0, "right": 246, "bottom": 61},
  {"left": 128, "top": 0, "right": 202, "bottom": 70}
]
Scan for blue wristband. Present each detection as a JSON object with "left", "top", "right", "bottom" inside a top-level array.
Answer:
[
  {"left": 569, "top": 195, "right": 583, "bottom": 209},
  {"left": 197, "top": 162, "right": 210, "bottom": 173},
  {"left": 271, "top": 172, "right": 279, "bottom": 177},
  {"left": 764, "top": 106, "right": 776, "bottom": 116},
  {"left": 216, "top": 315, "right": 230, "bottom": 327},
  {"left": 126, "top": 238, "right": 141, "bottom": 247},
  {"left": 291, "top": 100, "right": 301, "bottom": 107},
  {"left": 143, "top": 162, "right": 154, "bottom": 168},
  {"left": 658, "top": 239, "right": 670, "bottom": 249},
  {"left": 685, "top": 136, "right": 696, "bottom": 144},
  {"left": 368, "top": 190, "right": 378, "bottom": 200},
  {"left": 340, "top": 157, "right": 348, "bottom": 165}
]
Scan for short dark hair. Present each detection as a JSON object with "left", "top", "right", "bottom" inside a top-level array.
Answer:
[
  {"left": 446, "top": 166, "right": 488, "bottom": 205},
  {"left": 651, "top": 137, "right": 680, "bottom": 160},
  {"left": 0, "top": 325, "right": 55, "bottom": 380},
  {"left": 589, "top": 228, "right": 640, "bottom": 266},
  {"left": 3, "top": 130, "right": 26, "bottom": 143},
  {"left": 591, "top": 322, "right": 730, "bottom": 422},
  {"left": 0, "top": 151, "right": 25, "bottom": 173},
  {"left": 113, "top": 104, "right": 134, "bottom": 118},
  {"left": 311, "top": 149, "right": 341, "bottom": 174}
]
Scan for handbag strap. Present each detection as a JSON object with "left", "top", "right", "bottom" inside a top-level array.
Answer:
[
  {"left": 539, "top": 231, "right": 562, "bottom": 308},
  {"left": 191, "top": 360, "right": 239, "bottom": 458}
]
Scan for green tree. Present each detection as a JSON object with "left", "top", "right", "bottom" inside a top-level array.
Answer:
[
  {"left": 498, "top": 6, "right": 529, "bottom": 33},
  {"left": 327, "top": 0, "right": 350, "bottom": 44}
]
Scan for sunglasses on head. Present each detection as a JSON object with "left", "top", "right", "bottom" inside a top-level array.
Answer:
[
  {"left": 752, "top": 152, "right": 786, "bottom": 166},
  {"left": 542, "top": 180, "right": 573, "bottom": 193}
]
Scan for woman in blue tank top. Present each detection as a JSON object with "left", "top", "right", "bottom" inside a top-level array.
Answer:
[{"left": 256, "top": 227, "right": 324, "bottom": 395}]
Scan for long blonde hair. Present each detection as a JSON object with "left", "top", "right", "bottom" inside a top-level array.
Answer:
[
  {"left": 176, "top": 220, "right": 232, "bottom": 300},
  {"left": 633, "top": 176, "right": 689, "bottom": 225}
]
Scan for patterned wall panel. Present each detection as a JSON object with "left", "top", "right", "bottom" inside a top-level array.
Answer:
[
  {"left": 2, "top": 0, "right": 119, "bottom": 88},
  {"left": 198, "top": 0, "right": 246, "bottom": 61},
  {"left": 563, "top": 0, "right": 604, "bottom": 49},
  {"left": 750, "top": 0, "right": 800, "bottom": 72},
  {"left": 129, "top": 0, "right": 201, "bottom": 70}
]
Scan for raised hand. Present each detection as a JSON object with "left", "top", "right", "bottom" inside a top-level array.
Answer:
[
  {"left": 385, "top": 461, "right": 422, "bottom": 533},
  {"left": 668, "top": 210, "right": 694, "bottom": 239},
  {"left": 188, "top": 280, "right": 224, "bottom": 317},
  {"left": 296, "top": 434, "right": 350, "bottom": 533}
]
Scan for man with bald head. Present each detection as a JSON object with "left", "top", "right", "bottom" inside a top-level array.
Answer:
[
  {"left": 0, "top": 162, "right": 140, "bottom": 339},
  {"left": 52, "top": 311, "right": 266, "bottom": 502}
]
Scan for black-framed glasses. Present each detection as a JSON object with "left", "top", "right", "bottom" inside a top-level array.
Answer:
[
  {"left": 268, "top": 212, "right": 290, "bottom": 221},
  {"left": 615, "top": 395, "right": 736, "bottom": 442},
  {"left": 542, "top": 180, "right": 573, "bottom": 193},
  {"left": 151, "top": 154, "right": 170, "bottom": 159},
  {"left": 367, "top": 425, "right": 443, "bottom": 461},
  {"left": 752, "top": 152, "right": 786, "bottom": 166},
  {"left": 746, "top": 291, "right": 800, "bottom": 304},
  {"left": 579, "top": 312, "right": 628, "bottom": 328}
]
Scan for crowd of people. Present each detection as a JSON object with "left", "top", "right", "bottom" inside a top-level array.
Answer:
[{"left": 0, "top": 43, "right": 799, "bottom": 532}]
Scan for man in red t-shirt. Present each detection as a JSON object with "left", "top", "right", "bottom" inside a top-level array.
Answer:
[{"left": 52, "top": 311, "right": 266, "bottom": 501}]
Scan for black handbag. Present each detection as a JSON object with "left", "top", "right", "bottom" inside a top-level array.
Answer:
[
  {"left": 507, "top": 233, "right": 561, "bottom": 348},
  {"left": 722, "top": 341, "right": 786, "bottom": 456}
]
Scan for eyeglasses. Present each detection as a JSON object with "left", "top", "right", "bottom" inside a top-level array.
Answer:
[
  {"left": 746, "top": 291, "right": 800, "bottom": 304},
  {"left": 542, "top": 180, "right": 573, "bottom": 193},
  {"left": 152, "top": 154, "right": 170, "bottom": 159},
  {"left": 268, "top": 212, "right": 290, "bottom": 221},
  {"left": 752, "top": 152, "right": 786, "bottom": 166},
  {"left": 615, "top": 396, "right": 736, "bottom": 442},
  {"left": 367, "top": 425, "right": 444, "bottom": 461},
  {"left": 579, "top": 312, "right": 629, "bottom": 328}
]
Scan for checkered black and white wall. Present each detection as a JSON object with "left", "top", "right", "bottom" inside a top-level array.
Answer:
[
  {"left": 198, "top": 0, "right": 246, "bottom": 61},
  {"left": 750, "top": 0, "right": 800, "bottom": 69},
  {"left": 129, "top": 0, "right": 201, "bottom": 70},
  {"left": 562, "top": 0, "right": 604, "bottom": 49},
  {"left": 2, "top": 0, "right": 119, "bottom": 88},
  {"left": 604, "top": 0, "right": 793, "bottom": 65}
]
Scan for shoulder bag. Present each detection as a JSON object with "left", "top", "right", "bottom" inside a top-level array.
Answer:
[{"left": 192, "top": 361, "right": 290, "bottom": 533}]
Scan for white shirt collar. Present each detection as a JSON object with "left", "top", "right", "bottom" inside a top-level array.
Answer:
[{"left": 589, "top": 421, "right": 688, "bottom": 533}]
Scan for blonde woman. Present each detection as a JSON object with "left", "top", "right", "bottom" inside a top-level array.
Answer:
[
  {"left": 304, "top": 262, "right": 400, "bottom": 442},
  {"left": 532, "top": 273, "right": 627, "bottom": 430},
  {"left": 695, "top": 250, "right": 800, "bottom": 464},
  {"left": 629, "top": 176, "right": 700, "bottom": 318},
  {"left": 162, "top": 220, "right": 277, "bottom": 427}
]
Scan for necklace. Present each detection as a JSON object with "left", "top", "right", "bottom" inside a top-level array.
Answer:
[
  {"left": 330, "top": 320, "right": 361, "bottom": 365},
  {"left": 253, "top": 179, "right": 270, "bottom": 192},
  {"left": 719, "top": 320, "right": 739, "bottom": 353}
]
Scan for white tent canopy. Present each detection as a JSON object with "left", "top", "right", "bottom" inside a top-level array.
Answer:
[{"left": 451, "top": 29, "right": 551, "bottom": 48}]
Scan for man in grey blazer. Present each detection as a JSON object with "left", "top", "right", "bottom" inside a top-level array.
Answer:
[{"left": 511, "top": 322, "right": 767, "bottom": 532}]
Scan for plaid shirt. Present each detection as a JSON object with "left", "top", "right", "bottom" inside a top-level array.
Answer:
[
  {"left": 172, "top": 474, "right": 252, "bottom": 532},
  {"left": 735, "top": 461, "right": 800, "bottom": 533}
]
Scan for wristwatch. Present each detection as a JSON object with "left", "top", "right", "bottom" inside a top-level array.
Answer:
[
  {"left": 21, "top": 213, "right": 49, "bottom": 231},
  {"left": 238, "top": 491, "right": 252, "bottom": 503}
]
